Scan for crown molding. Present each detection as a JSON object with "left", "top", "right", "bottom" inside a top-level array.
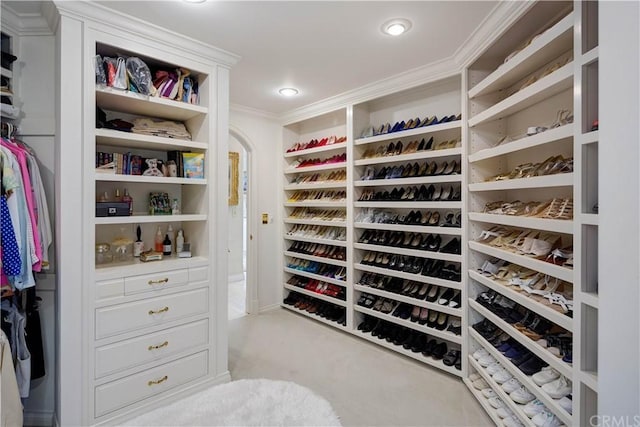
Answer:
[
  {"left": 1, "top": 3, "right": 53, "bottom": 36},
  {"left": 279, "top": 56, "right": 461, "bottom": 126},
  {"left": 453, "top": 0, "right": 535, "bottom": 68},
  {"left": 52, "top": 1, "right": 240, "bottom": 68},
  {"left": 230, "top": 103, "right": 279, "bottom": 121}
]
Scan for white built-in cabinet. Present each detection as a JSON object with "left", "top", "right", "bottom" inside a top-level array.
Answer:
[
  {"left": 280, "top": 1, "right": 599, "bottom": 425},
  {"left": 54, "top": 3, "right": 237, "bottom": 425}
]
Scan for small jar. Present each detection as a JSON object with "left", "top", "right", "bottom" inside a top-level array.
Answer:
[
  {"left": 111, "top": 238, "right": 133, "bottom": 262},
  {"left": 95, "top": 243, "right": 113, "bottom": 265}
]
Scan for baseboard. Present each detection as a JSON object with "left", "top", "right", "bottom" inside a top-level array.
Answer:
[
  {"left": 23, "top": 410, "right": 55, "bottom": 427},
  {"left": 228, "top": 273, "right": 245, "bottom": 283},
  {"left": 259, "top": 303, "right": 281, "bottom": 313}
]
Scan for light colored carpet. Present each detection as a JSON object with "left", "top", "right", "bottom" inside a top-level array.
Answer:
[{"left": 123, "top": 378, "right": 341, "bottom": 426}]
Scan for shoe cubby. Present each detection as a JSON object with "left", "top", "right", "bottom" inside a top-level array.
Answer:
[
  {"left": 282, "top": 290, "right": 347, "bottom": 329},
  {"left": 581, "top": 0, "right": 599, "bottom": 55},
  {"left": 580, "top": 225, "right": 598, "bottom": 299},
  {"left": 581, "top": 59, "right": 599, "bottom": 134}
]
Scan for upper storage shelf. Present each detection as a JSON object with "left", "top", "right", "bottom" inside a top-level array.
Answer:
[
  {"left": 96, "top": 87, "right": 208, "bottom": 121},
  {"left": 469, "top": 13, "right": 574, "bottom": 99}
]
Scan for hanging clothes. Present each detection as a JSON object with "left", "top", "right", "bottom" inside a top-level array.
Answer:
[
  {"left": 1, "top": 299, "right": 31, "bottom": 398},
  {"left": 1, "top": 330, "right": 23, "bottom": 427}
]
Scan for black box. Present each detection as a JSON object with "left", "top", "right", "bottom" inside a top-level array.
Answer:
[{"left": 96, "top": 202, "right": 130, "bottom": 217}]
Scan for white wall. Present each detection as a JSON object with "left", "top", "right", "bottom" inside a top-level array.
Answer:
[
  {"left": 599, "top": 1, "right": 640, "bottom": 420},
  {"left": 228, "top": 135, "right": 245, "bottom": 280},
  {"left": 229, "top": 108, "right": 282, "bottom": 311}
]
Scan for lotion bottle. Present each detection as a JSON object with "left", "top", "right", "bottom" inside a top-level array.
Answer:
[
  {"left": 154, "top": 226, "right": 163, "bottom": 252},
  {"left": 176, "top": 229, "right": 184, "bottom": 253}
]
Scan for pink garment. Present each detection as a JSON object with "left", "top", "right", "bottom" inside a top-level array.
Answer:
[{"left": 0, "top": 140, "right": 42, "bottom": 272}]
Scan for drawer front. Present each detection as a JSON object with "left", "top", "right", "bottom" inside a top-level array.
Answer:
[
  {"left": 124, "top": 268, "right": 189, "bottom": 295},
  {"left": 96, "top": 278, "right": 124, "bottom": 300},
  {"left": 189, "top": 266, "right": 208, "bottom": 283},
  {"left": 95, "top": 319, "right": 209, "bottom": 378},
  {"left": 95, "top": 350, "right": 208, "bottom": 417},
  {"left": 95, "top": 287, "right": 208, "bottom": 339}
]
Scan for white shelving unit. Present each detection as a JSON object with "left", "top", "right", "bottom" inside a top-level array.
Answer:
[
  {"left": 55, "top": 4, "right": 237, "bottom": 424},
  {"left": 464, "top": 1, "right": 598, "bottom": 425}
]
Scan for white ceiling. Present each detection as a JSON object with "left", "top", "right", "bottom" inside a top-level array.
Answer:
[{"left": 9, "top": 1, "right": 499, "bottom": 116}]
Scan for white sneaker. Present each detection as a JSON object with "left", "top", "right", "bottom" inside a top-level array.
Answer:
[
  {"left": 557, "top": 395, "right": 573, "bottom": 414},
  {"left": 503, "top": 415, "right": 525, "bottom": 427},
  {"left": 479, "top": 354, "right": 497, "bottom": 367},
  {"left": 482, "top": 388, "right": 497, "bottom": 399},
  {"left": 502, "top": 378, "right": 523, "bottom": 394},
  {"left": 510, "top": 386, "right": 536, "bottom": 404},
  {"left": 473, "top": 348, "right": 489, "bottom": 360},
  {"left": 488, "top": 396, "right": 505, "bottom": 409},
  {"left": 486, "top": 362, "right": 502, "bottom": 375},
  {"left": 532, "top": 366, "right": 560, "bottom": 386},
  {"left": 473, "top": 378, "right": 489, "bottom": 390},
  {"left": 541, "top": 376, "right": 572, "bottom": 399},
  {"left": 493, "top": 367, "right": 513, "bottom": 384},
  {"left": 469, "top": 372, "right": 482, "bottom": 382},
  {"left": 532, "top": 410, "right": 561, "bottom": 427},
  {"left": 523, "top": 399, "right": 547, "bottom": 418},
  {"left": 496, "top": 406, "right": 514, "bottom": 419}
]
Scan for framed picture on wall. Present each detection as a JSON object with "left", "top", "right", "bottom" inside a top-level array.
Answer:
[{"left": 229, "top": 151, "right": 239, "bottom": 206}]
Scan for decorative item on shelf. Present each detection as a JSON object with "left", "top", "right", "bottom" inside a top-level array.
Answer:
[
  {"left": 162, "top": 234, "right": 172, "bottom": 256},
  {"left": 154, "top": 226, "right": 163, "bottom": 251},
  {"left": 228, "top": 151, "right": 239, "bottom": 205},
  {"left": 178, "top": 241, "right": 192, "bottom": 258},
  {"left": 140, "top": 249, "right": 164, "bottom": 262},
  {"left": 95, "top": 243, "right": 113, "bottom": 265},
  {"left": 149, "top": 192, "right": 172, "bottom": 215},
  {"left": 171, "top": 198, "right": 181, "bottom": 215},
  {"left": 134, "top": 225, "right": 144, "bottom": 257},
  {"left": 142, "top": 158, "right": 164, "bottom": 177},
  {"left": 183, "top": 152, "right": 205, "bottom": 179},
  {"left": 112, "top": 229, "right": 134, "bottom": 262},
  {"left": 96, "top": 201, "right": 130, "bottom": 217}
]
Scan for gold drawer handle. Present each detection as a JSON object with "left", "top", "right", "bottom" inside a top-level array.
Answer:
[
  {"left": 147, "top": 375, "right": 168, "bottom": 386},
  {"left": 148, "top": 341, "right": 169, "bottom": 351},
  {"left": 148, "top": 278, "right": 169, "bottom": 285},
  {"left": 148, "top": 306, "right": 169, "bottom": 315}
]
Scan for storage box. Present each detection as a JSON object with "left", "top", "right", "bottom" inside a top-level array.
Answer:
[{"left": 96, "top": 202, "right": 130, "bottom": 217}]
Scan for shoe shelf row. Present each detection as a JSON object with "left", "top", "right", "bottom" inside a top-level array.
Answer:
[
  {"left": 462, "top": 377, "right": 506, "bottom": 426},
  {"left": 354, "top": 175, "right": 462, "bottom": 188},
  {"left": 353, "top": 243, "right": 461, "bottom": 263},
  {"left": 353, "top": 147, "right": 461, "bottom": 167},
  {"left": 354, "top": 221, "right": 462, "bottom": 237},
  {"left": 468, "top": 327, "right": 572, "bottom": 426},
  {"left": 355, "top": 263, "right": 462, "bottom": 291},
  {"left": 468, "top": 213, "right": 573, "bottom": 235},
  {"left": 353, "top": 284, "right": 462, "bottom": 318}
]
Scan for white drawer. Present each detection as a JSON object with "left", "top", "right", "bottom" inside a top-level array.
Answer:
[
  {"left": 189, "top": 266, "right": 208, "bottom": 283},
  {"left": 96, "top": 278, "right": 124, "bottom": 300},
  {"left": 124, "top": 268, "right": 189, "bottom": 295},
  {"left": 95, "top": 287, "right": 208, "bottom": 339},
  {"left": 95, "top": 319, "right": 208, "bottom": 378},
  {"left": 95, "top": 350, "right": 208, "bottom": 417}
]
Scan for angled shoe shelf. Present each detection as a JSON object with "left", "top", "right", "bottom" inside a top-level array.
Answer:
[
  {"left": 283, "top": 284, "right": 348, "bottom": 307},
  {"left": 353, "top": 284, "right": 462, "bottom": 317},
  {"left": 354, "top": 201, "right": 462, "bottom": 209},
  {"left": 284, "top": 201, "right": 347, "bottom": 208},
  {"left": 462, "top": 377, "right": 506, "bottom": 426},
  {"left": 284, "top": 251, "right": 348, "bottom": 268},
  {"left": 354, "top": 147, "right": 462, "bottom": 166},
  {"left": 284, "top": 218, "right": 347, "bottom": 227},
  {"left": 468, "top": 173, "right": 573, "bottom": 192},
  {"left": 283, "top": 268, "right": 347, "bottom": 287},
  {"left": 354, "top": 175, "right": 462, "bottom": 187},
  {"left": 354, "top": 120, "right": 462, "bottom": 146},
  {"left": 354, "top": 243, "right": 461, "bottom": 263},
  {"left": 285, "top": 181, "right": 347, "bottom": 191},
  {"left": 354, "top": 222, "right": 463, "bottom": 236},
  {"left": 282, "top": 303, "right": 349, "bottom": 331},
  {"left": 468, "top": 212, "right": 573, "bottom": 234},
  {"left": 284, "top": 142, "right": 346, "bottom": 159},
  {"left": 284, "top": 162, "right": 347, "bottom": 174},
  {"left": 355, "top": 263, "right": 462, "bottom": 291},
  {"left": 283, "top": 235, "right": 348, "bottom": 247}
]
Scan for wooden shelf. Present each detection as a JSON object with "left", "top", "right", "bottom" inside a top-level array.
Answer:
[
  {"left": 354, "top": 243, "right": 461, "bottom": 263},
  {"left": 468, "top": 241, "right": 574, "bottom": 283},
  {"left": 96, "top": 87, "right": 207, "bottom": 121},
  {"left": 468, "top": 212, "right": 573, "bottom": 234},
  {"left": 284, "top": 162, "right": 347, "bottom": 174},
  {"left": 284, "top": 251, "right": 347, "bottom": 268},
  {"left": 94, "top": 214, "right": 206, "bottom": 225},
  {"left": 355, "top": 147, "right": 461, "bottom": 167},
  {"left": 95, "top": 128, "right": 207, "bottom": 151},
  {"left": 468, "top": 270, "right": 573, "bottom": 331},
  {"left": 353, "top": 284, "right": 462, "bottom": 317},
  {"left": 470, "top": 299, "right": 573, "bottom": 379},
  {"left": 283, "top": 267, "right": 347, "bottom": 287},
  {"left": 354, "top": 329, "right": 462, "bottom": 377},
  {"left": 354, "top": 222, "right": 462, "bottom": 236},
  {"left": 354, "top": 175, "right": 462, "bottom": 187},
  {"left": 469, "top": 125, "right": 573, "bottom": 163},
  {"left": 354, "top": 305, "right": 462, "bottom": 345},
  {"left": 469, "top": 173, "right": 573, "bottom": 192},
  {"left": 354, "top": 120, "right": 462, "bottom": 146},
  {"left": 283, "top": 284, "right": 347, "bottom": 307},
  {"left": 284, "top": 142, "right": 346, "bottom": 158},
  {"left": 468, "top": 327, "right": 572, "bottom": 426},
  {"left": 469, "top": 13, "right": 574, "bottom": 99},
  {"left": 468, "top": 63, "right": 573, "bottom": 128},
  {"left": 354, "top": 263, "right": 462, "bottom": 290},
  {"left": 95, "top": 174, "right": 206, "bottom": 185}
]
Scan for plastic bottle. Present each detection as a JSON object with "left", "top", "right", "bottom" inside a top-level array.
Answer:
[
  {"left": 122, "top": 188, "right": 133, "bottom": 216},
  {"left": 162, "top": 234, "right": 172, "bottom": 256},
  {"left": 167, "top": 224, "right": 175, "bottom": 252},
  {"left": 176, "top": 229, "right": 184, "bottom": 253},
  {"left": 154, "top": 226, "right": 163, "bottom": 252}
]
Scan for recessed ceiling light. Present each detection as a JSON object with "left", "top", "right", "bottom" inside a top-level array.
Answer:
[
  {"left": 382, "top": 18, "right": 412, "bottom": 36},
  {"left": 279, "top": 88, "right": 299, "bottom": 97}
]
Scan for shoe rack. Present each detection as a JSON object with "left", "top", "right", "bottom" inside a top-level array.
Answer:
[
  {"left": 281, "top": 109, "right": 350, "bottom": 329},
  {"left": 463, "top": 0, "right": 598, "bottom": 425}
]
